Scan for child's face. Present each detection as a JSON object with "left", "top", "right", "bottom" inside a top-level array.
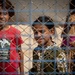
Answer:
[
  {"left": 0, "top": 7, "right": 10, "bottom": 29},
  {"left": 33, "top": 24, "right": 54, "bottom": 46},
  {"left": 68, "top": 14, "right": 75, "bottom": 35},
  {"left": 69, "top": 14, "right": 75, "bottom": 22}
]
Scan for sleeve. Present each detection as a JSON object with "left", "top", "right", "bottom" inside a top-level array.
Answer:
[
  {"left": 56, "top": 51, "right": 67, "bottom": 73},
  {"left": 29, "top": 50, "right": 38, "bottom": 72},
  {"left": 33, "top": 50, "right": 38, "bottom": 69}
]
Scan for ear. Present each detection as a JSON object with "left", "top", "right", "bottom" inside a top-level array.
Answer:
[{"left": 49, "top": 27, "right": 55, "bottom": 35}]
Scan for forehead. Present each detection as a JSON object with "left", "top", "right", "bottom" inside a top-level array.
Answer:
[
  {"left": 33, "top": 24, "right": 48, "bottom": 30},
  {"left": 69, "top": 14, "right": 75, "bottom": 22}
]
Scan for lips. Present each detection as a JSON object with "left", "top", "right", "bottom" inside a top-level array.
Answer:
[
  {"left": 0, "top": 20, "right": 5, "bottom": 22},
  {"left": 0, "top": 20, "right": 6, "bottom": 25},
  {"left": 37, "top": 38, "right": 44, "bottom": 42}
]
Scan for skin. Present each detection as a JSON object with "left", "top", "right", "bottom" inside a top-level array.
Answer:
[
  {"left": 0, "top": 8, "right": 10, "bottom": 30},
  {"left": 32, "top": 24, "right": 55, "bottom": 47},
  {"left": 67, "top": 14, "right": 75, "bottom": 72},
  {"left": 17, "top": 45, "right": 24, "bottom": 75},
  {"left": 68, "top": 14, "right": 75, "bottom": 47}
]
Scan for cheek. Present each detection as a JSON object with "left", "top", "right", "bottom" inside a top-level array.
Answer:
[
  {"left": 7, "top": 17, "right": 10, "bottom": 21},
  {"left": 34, "top": 34, "right": 38, "bottom": 39},
  {"left": 44, "top": 36, "right": 50, "bottom": 41},
  {"left": 5, "top": 15, "right": 10, "bottom": 21},
  {"left": 43, "top": 33, "right": 51, "bottom": 38},
  {"left": 43, "top": 34, "right": 51, "bottom": 40}
]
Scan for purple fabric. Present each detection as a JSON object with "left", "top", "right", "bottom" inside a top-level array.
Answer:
[
  {"left": 70, "top": 36, "right": 75, "bottom": 42},
  {"left": 62, "top": 36, "right": 75, "bottom": 47}
]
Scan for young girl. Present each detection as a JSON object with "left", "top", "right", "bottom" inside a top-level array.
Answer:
[
  {"left": 61, "top": 10, "right": 75, "bottom": 74},
  {"left": 29, "top": 16, "right": 67, "bottom": 75},
  {"left": 0, "top": 0, "right": 24, "bottom": 75}
]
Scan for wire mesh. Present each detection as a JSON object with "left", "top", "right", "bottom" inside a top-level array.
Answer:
[{"left": 0, "top": 0, "right": 75, "bottom": 75}]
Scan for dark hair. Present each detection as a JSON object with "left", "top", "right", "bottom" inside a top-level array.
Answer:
[
  {"left": 70, "top": 0, "right": 75, "bottom": 10},
  {"left": 32, "top": 16, "right": 54, "bottom": 29},
  {"left": 0, "top": 0, "right": 15, "bottom": 17},
  {"left": 62, "top": 10, "right": 75, "bottom": 36}
]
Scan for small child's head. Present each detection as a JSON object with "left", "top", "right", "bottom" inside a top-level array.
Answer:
[
  {"left": 0, "top": 0, "right": 15, "bottom": 17},
  {"left": 32, "top": 16, "right": 55, "bottom": 47},
  {"left": 0, "top": 0, "right": 15, "bottom": 30},
  {"left": 61, "top": 10, "right": 75, "bottom": 47}
]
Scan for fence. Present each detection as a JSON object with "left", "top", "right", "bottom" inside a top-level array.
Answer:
[{"left": 0, "top": 0, "right": 75, "bottom": 75}]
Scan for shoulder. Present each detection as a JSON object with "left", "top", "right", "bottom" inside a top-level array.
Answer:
[
  {"left": 34, "top": 46, "right": 42, "bottom": 51},
  {"left": 49, "top": 46, "right": 65, "bottom": 55},
  {"left": 10, "top": 26, "right": 21, "bottom": 34},
  {"left": 46, "top": 45, "right": 62, "bottom": 51},
  {"left": 55, "top": 46, "right": 66, "bottom": 58}
]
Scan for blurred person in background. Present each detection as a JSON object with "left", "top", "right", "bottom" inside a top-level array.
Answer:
[{"left": 61, "top": 10, "right": 75, "bottom": 74}]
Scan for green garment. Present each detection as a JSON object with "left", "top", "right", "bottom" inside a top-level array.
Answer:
[{"left": 30, "top": 45, "right": 67, "bottom": 75}]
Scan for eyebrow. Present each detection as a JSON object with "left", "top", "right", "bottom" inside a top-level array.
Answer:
[
  {"left": 32, "top": 26, "right": 38, "bottom": 32},
  {"left": 32, "top": 26, "right": 45, "bottom": 32}
]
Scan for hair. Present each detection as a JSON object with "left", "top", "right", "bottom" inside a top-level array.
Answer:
[
  {"left": 32, "top": 16, "right": 54, "bottom": 29},
  {"left": 70, "top": 0, "right": 75, "bottom": 10},
  {"left": 62, "top": 10, "right": 75, "bottom": 36},
  {"left": 0, "top": 0, "right": 15, "bottom": 17}
]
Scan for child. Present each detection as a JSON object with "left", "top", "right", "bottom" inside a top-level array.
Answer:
[
  {"left": 0, "top": 0, "right": 24, "bottom": 75},
  {"left": 29, "top": 16, "right": 67, "bottom": 75},
  {"left": 61, "top": 10, "right": 75, "bottom": 47},
  {"left": 61, "top": 10, "right": 75, "bottom": 74}
]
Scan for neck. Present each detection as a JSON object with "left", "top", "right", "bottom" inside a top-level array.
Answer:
[
  {"left": 39, "top": 39, "right": 54, "bottom": 48},
  {"left": 0, "top": 25, "right": 10, "bottom": 31},
  {"left": 45, "top": 40, "right": 54, "bottom": 47}
]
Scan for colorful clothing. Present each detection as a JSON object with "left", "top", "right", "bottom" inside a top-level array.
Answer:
[
  {"left": 62, "top": 36, "right": 75, "bottom": 47},
  {"left": 61, "top": 36, "right": 75, "bottom": 74},
  {"left": 29, "top": 43, "right": 67, "bottom": 75},
  {"left": 0, "top": 26, "right": 23, "bottom": 75}
]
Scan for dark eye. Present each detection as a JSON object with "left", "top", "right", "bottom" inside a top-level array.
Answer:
[
  {"left": 40, "top": 30, "right": 45, "bottom": 33},
  {"left": 34, "top": 31, "right": 38, "bottom": 34}
]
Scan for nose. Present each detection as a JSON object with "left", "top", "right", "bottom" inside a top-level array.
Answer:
[
  {"left": 35, "top": 32, "right": 42, "bottom": 38},
  {"left": 37, "top": 32, "right": 42, "bottom": 37}
]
